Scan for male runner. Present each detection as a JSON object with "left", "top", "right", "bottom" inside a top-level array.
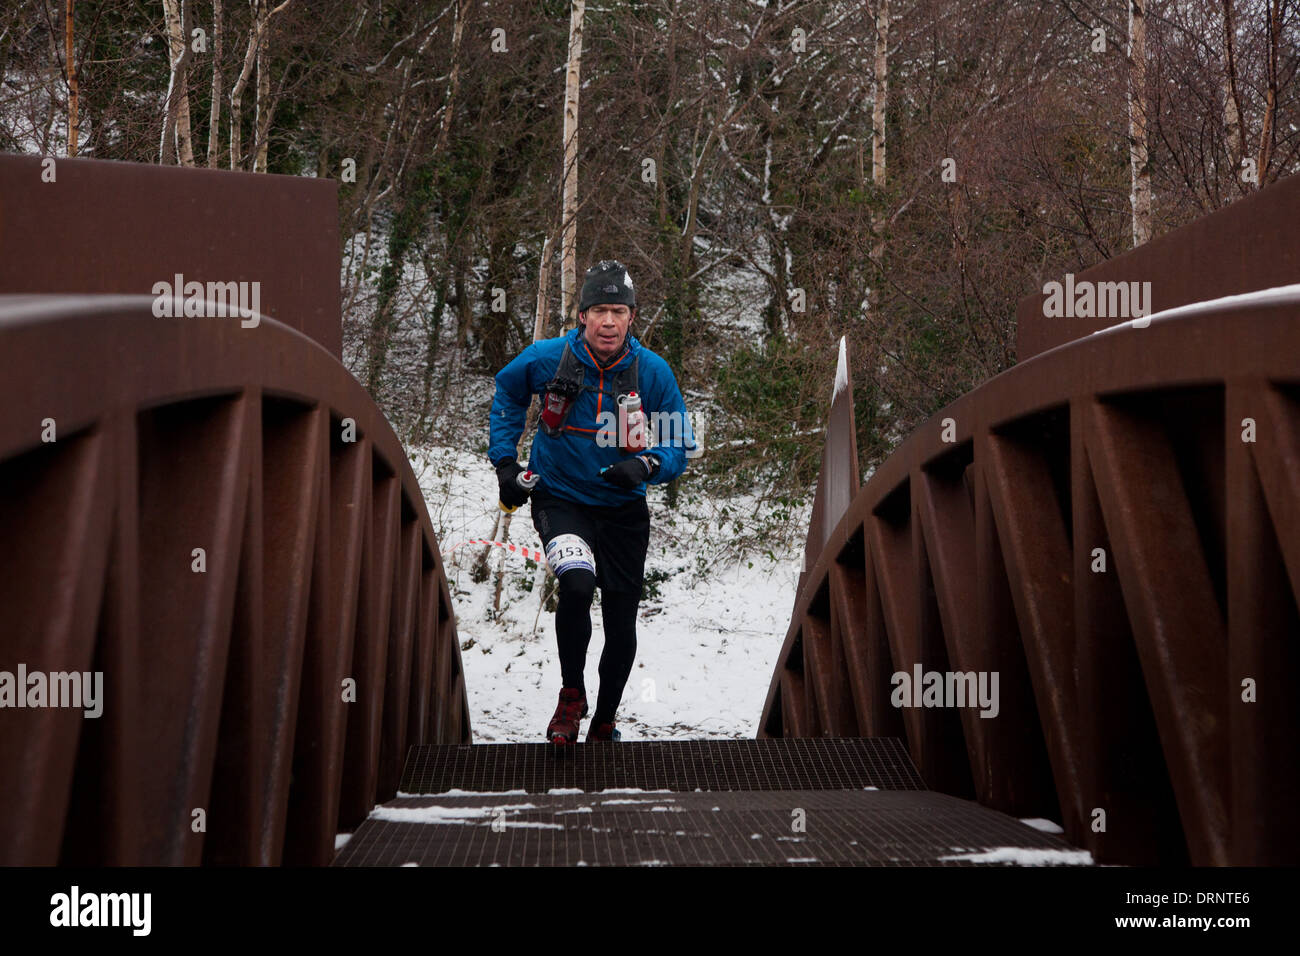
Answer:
[{"left": 488, "top": 259, "right": 695, "bottom": 744}]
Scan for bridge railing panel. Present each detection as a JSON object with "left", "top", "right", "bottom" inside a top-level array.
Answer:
[
  {"left": 762, "top": 301, "right": 1300, "bottom": 865},
  {"left": 0, "top": 295, "right": 470, "bottom": 866}
]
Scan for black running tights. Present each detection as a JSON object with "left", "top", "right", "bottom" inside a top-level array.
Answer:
[{"left": 555, "top": 569, "right": 638, "bottom": 724}]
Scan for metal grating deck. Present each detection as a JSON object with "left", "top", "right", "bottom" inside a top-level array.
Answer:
[
  {"left": 397, "top": 737, "right": 926, "bottom": 795},
  {"left": 333, "top": 789, "right": 1085, "bottom": 867}
]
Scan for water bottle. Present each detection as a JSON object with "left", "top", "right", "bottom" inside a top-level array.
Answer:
[
  {"left": 618, "top": 392, "right": 647, "bottom": 452},
  {"left": 500, "top": 468, "right": 540, "bottom": 513}
]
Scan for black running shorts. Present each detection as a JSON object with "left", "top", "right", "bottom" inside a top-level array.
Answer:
[{"left": 530, "top": 484, "right": 651, "bottom": 594}]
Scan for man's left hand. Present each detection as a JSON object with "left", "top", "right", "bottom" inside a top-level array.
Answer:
[{"left": 600, "top": 455, "right": 658, "bottom": 489}]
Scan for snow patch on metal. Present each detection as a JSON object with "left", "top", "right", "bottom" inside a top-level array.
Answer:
[
  {"left": 938, "top": 846, "right": 1094, "bottom": 866},
  {"left": 832, "top": 335, "right": 848, "bottom": 402},
  {"left": 1019, "top": 817, "right": 1065, "bottom": 834},
  {"left": 1087, "top": 282, "right": 1300, "bottom": 337}
]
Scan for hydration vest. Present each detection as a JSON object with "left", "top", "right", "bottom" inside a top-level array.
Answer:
[{"left": 540, "top": 340, "right": 639, "bottom": 441}]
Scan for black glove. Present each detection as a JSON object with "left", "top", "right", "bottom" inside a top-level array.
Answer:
[
  {"left": 495, "top": 457, "right": 530, "bottom": 508},
  {"left": 600, "top": 455, "right": 658, "bottom": 489}
]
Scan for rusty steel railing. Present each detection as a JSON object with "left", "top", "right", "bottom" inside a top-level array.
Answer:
[
  {"left": 760, "top": 299, "right": 1300, "bottom": 866},
  {"left": 0, "top": 294, "right": 470, "bottom": 866},
  {"left": 0, "top": 154, "right": 344, "bottom": 359},
  {"left": 1015, "top": 172, "right": 1300, "bottom": 362}
]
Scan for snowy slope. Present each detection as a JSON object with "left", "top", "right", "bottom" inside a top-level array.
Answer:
[{"left": 409, "top": 444, "right": 806, "bottom": 742}]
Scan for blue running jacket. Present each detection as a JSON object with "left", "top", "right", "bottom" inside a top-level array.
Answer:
[{"left": 488, "top": 326, "right": 696, "bottom": 506}]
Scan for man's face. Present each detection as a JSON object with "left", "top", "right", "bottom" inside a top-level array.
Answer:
[{"left": 581, "top": 303, "right": 633, "bottom": 361}]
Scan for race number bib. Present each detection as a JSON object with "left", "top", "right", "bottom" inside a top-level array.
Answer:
[{"left": 544, "top": 533, "right": 596, "bottom": 577}]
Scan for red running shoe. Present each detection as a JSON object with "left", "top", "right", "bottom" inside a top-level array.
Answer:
[
  {"left": 586, "top": 721, "right": 622, "bottom": 742},
  {"left": 546, "top": 687, "right": 588, "bottom": 746}
]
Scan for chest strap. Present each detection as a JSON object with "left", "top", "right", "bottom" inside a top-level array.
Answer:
[{"left": 541, "top": 340, "right": 639, "bottom": 440}]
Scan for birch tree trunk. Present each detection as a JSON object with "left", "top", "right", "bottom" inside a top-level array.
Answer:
[
  {"left": 253, "top": 0, "right": 272, "bottom": 172},
  {"left": 1128, "top": 0, "right": 1151, "bottom": 246},
  {"left": 872, "top": 0, "right": 887, "bottom": 190},
  {"left": 760, "top": 115, "right": 792, "bottom": 339},
  {"left": 533, "top": 233, "right": 556, "bottom": 343},
  {"left": 521, "top": 232, "right": 556, "bottom": 439},
  {"left": 1220, "top": 0, "right": 1244, "bottom": 177},
  {"left": 64, "top": 0, "right": 78, "bottom": 156},
  {"left": 1256, "top": 0, "right": 1281, "bottom": 185},
  {"left": 436, "top": 0, "right": 466, "bottom": 153},
  {"left": 229, "top": 11, "right": 255, "bottom": 169},
  {"left": 870, "top": 0, "right": 888, "bottom": 261},
  {"left": 230, "top": 0, "right": 290, "bottom": 171},
  {"left": 161, "top": 0, "right": 195, "bottom": 165},
  {"left": 207, "top": 0, "right": 223, "bottom": 167},
  {"left": 560, "top": 0, "right": 585, "bottom": 328}
]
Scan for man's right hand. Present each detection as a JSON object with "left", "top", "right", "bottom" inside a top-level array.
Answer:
[{"left": 495, "top": 458, "right": 531, "bottom": 509}]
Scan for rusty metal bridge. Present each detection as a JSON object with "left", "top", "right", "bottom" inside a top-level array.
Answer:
[{"left": 1, "top": 154, "right": 1296, "bottom": 866}]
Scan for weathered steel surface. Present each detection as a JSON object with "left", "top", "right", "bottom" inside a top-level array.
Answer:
[
  {"left": 762, "top": 295, "right": 1300, "bottom": 866},
  {"left": 1016, "top": 173, "right": 1300, "bottom": 360},
  {"left": 399, "top": 738, "right": 925, "bottom": 794},
  {"left": 0, "top": 154, "right": 342, "bottom": 358},
  {"left": 339, "top": 738, "right": 1082, "bottom": 867},
  {"left": 335, "top": 788, "right": 1083, "bottom": 867},
  {"left": 0, "top": 295, "right": 469, "bottom": 865},
  {"left": 800, "top": 339, "right": 861, "bottom": 596}
]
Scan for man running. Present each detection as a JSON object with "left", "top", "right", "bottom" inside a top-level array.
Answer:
[{"left": 488, "top": 259, "right": 695, "bottom": 745}]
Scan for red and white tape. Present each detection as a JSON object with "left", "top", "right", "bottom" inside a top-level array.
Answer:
[{"left": 442, "top": 538, "right": 545, "bottom": 564}]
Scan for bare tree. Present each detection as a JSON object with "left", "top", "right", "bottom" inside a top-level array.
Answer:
[
  {"left": 253, "top": 0, "right": 272, "bottom": 172},
  {"left": 64, "top": 0, "right": 78, "bottom": 156},
  {"left": 1128, "top": 0, "right": 1151, "bottom": 245},
  {"left": 1221, "top": 0, "right": 1245, "bottom": 178},
  {"left": 871, "top": 0, "right": 889, "bottom": 261},
  {"left": 436, "top": 0, "right": 466, "bottom": 154},
  {"left": 560, "top": 0, "right": 586, "bottom": 326},
  {"left": 1256, "top": 0, "right": 1284, "bottom": 184},
  {"left": 208, "top": 0, "right": 223, "bottom": 167},
  {"left": 230, "top": 0, "right": 291, "bottom": 170},
  {"left": 362, "top": 11, "right": 456, "bottom": 397},
  {"left": 160, "top": 0, "right": 195, "bottom": 165}
]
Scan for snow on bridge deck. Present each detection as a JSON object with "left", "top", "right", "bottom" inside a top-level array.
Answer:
[{"left": 333, "top": 739, "right": 1088, "bottom": 867}]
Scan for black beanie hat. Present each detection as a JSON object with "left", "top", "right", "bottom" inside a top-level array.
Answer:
[{"left": 578, "top": 259, "right": 636, "bottom": 313}]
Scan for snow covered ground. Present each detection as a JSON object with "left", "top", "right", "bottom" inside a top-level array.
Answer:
[{"left": 409, "top": 443, "right": 807, "bottom": 742}]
